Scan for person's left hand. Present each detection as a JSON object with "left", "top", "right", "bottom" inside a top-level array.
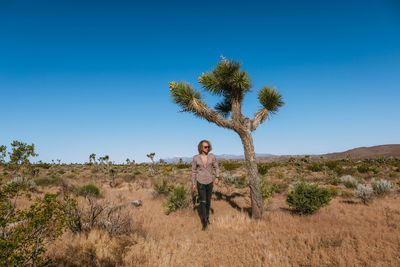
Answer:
[{"left": 214, "top": 178, "right": 219, "bottom": 185}]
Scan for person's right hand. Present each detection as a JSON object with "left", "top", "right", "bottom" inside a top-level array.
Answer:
[{"left": 192, "top": 184, "right": 196, "bottom": 191}]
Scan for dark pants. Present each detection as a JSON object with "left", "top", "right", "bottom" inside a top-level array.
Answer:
[{"left": 197, "top": 181, "right": 213, "bottom": 225}]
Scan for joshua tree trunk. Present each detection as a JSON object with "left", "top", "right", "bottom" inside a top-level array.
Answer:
[{"left": 239, "top": 131, "right": 263, "bottom": 218}]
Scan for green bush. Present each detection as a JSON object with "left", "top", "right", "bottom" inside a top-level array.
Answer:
[
  {"left": 34, "top": 175, "right": 59, "bottom": 186},
  {"left": 221, "top": 161, "right": 242, "bottom": 171},
  {"left": 325, "top": 161, "right": 340, "bottom": 170},
  {"left": 340, "top": 189, "right": 354, "bottom": 199},
  {"left": 133, "top": 171, "right": 142, "bottom": 175},
  {"left": 0, "top": 182, "right": 76, "bottom": 266},
  {"left": 154, "top": 179, "right": 174, "bottom": 196},
  {"left": 326, "top": 186, "right": 340, "bottom": 197},
  {"left": 286, "top": 182, "right": 332, "bottom": 215},
  {"left": 260, "top": 179, "right": 277, "bottom": 199},
  {"left": 335, "top": 166, "right": 356, "bottom": 176},
  {"left": 329, "top": 177, "right": 341, "bottom": 186},
  {"left": 75, "top": 184, "right": 100, "bottom": 197},
  {"left": 306, "top": 162, "right": 324, "bottom": 172},
  {"left": 257, "top": 162, "right": 279, "bottom": 175},
  {"left": 164, "top": 186, "right": 191, "bottom": 214},
  {"left": 357, "top": 163, "right": 370, "bottom": 173}
]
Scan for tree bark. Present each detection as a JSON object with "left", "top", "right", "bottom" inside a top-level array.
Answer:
[
  {"left": 239, "top": 130, "right": 263, "bottom": 219},
  {"left": 231, "top": 99, "right": 263, "bottom": 219}
]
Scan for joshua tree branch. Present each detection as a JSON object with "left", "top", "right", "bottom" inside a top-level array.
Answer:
[
  {"left": 250, "top": 108, "right": 269, "bottom": 131},
  {"left": 186, "top": 98, "right": 234, "bottom": 129}
]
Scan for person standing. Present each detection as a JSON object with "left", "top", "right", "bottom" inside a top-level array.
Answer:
[{"left": 191, "top": 140, "right": 220, "bottom": 230}]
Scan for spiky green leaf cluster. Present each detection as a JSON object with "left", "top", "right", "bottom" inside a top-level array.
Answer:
[
  {"left": 257, "top": 86, "right": 284, "bottom": 114},
  {"left": 198, "top": 59, "right": 252, "bottom": 117},
  {"left": 169, "top": 81, "right": 202, "bottom": 110}
]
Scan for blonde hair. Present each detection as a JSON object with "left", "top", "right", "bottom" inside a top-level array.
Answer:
[{"left": 197, "top": 140, "right": 212, "bottom": 154}]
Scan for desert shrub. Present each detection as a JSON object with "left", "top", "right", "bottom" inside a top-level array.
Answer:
[
  {"left": 35, "top": 162, "right": 52, "bottom": 169},
  {"left": 329, "top": 177, "right": 341, "bottom": 186},
  {"left": 133, "top": 171, "right": 141, "bottom": 175},
  {"left": 0, "top": 182, "right": 76, "bottom": 266},
  {"left": 397, "top": 180, "right": 400, "bottom": 187},
  {"left": 260, "top": 179, "right": 277, "bottom": 199},
  {"left": 176, "top": 163, "right": 191, "bottom": 169},
  {"left": 335, "top": 166, "right": 356, "bottom": 176},
  {"left": 371, "top": 179, "right": 392, "bottom": 196},
  {"left": 221, "top": 161, "right": 242, "bottom": 171},
  {"left": 164, "top": 186, "right": 191, "bottom": 214},
  {"left": 66, "top": 197, "right": 135, "bottom": 237},
  {"left": 354, "top": 184, "right": 373, "bottom": 204},
  {"left": 91, "top": 168, "right": 99, "bottom": 173},
  {"left": 370, "top": 165, "right": 380, "bottom": 174},
  {"left": 325, "top": 161, "right": 339, "bottom": 170},
  {"left": 34, "top": 175, "right": 60, "bottom": 187},
  {"left": 357, "top": 163, "right": 370, "bottom": 173},
  {"left": 75, "top": 184, "right": 100, "bottom": 197},
  {"left": 222, "top": 173, "right": 247, "bottom": 188},
  {"left": 257, "top": 162, "right": 279, "bottom": 175},
  {"left": 306, "top": 162, "right": 324, "bottom": 172},
  {"left": 7, "top": 176, "right": 36, "bottom": 191},
  {"left": 326, "top": 186, "right": 340, "bottom": 197},
  {"left": 161, "top": 166, "right": 173, "bottom": 175},
  {"left": 340, "top": 175, "right": 358, "bottom": 189},
  {"left": 153, "top": 179, "right": 174, "bottom": 196},
  {"left": 340, "top": 189, "right": 354, "bottom": 199},
  {"left": 286, "top": 182, "right": 332, "bottom": 215}
]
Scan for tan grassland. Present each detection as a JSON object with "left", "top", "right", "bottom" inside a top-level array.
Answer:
[{"left": 1, "top": 157, "right": 400, "bottom": 266}]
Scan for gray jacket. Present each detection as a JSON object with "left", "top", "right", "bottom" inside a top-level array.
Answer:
[{"left": 191, "top": 153, "right": 220, "bottom": 186}]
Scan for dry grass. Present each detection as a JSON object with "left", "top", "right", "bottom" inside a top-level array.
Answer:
[
  {"left": 2, "top": 161, "right": 400, "bottom": 266},
  {"left": 46, "top": 184, "right": 400, "bottom": 266}
]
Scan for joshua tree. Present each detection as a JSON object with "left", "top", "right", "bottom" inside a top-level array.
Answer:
[
  {"left": 146, "top": 153, "right": 155, "bottom": 165},
  {"left": 146, "top": 152, "right": 157, "bottom": 176},
  {"left": 104, "top": 155, "right": 110, "bottom": 170},
  {"left": 169, "top": 58, "right": 284, "bottom": 219},
  {"left": 89, "top": 153, "right": 96, "bottom": 165},
  {"left": 0, "top": 145, "right": 6, "bottom": 163}
]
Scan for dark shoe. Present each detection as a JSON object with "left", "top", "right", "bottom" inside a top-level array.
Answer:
[
  {"left": 206, "top": 218, "right": 210, "bottom": 225},
  {"left": 202, "top": 222, "right": 207, "bottom": 231}
]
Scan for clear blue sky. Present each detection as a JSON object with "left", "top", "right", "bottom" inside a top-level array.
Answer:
[{"left": 1, "top": 0, "right": 399, "bottom": 163}]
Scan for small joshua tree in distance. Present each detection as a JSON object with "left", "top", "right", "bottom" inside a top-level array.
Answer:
[
  {"left": 89, "top": 153, "right": 96, "bottom": 165},
  {"left": 147, "top": 152, "right": 157, "bottom": 176},
  {"left": 0, "top": 145, "right": 6, "bottom": 163}
]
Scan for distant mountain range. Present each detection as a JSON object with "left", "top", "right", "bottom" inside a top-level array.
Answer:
[{"left": 162, "top": 144, "right": 400, "bottom": 163}]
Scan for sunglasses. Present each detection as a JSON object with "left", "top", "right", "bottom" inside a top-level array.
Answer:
[{"left": 203, "top": 146, "right": 210, "bottom": 149}]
